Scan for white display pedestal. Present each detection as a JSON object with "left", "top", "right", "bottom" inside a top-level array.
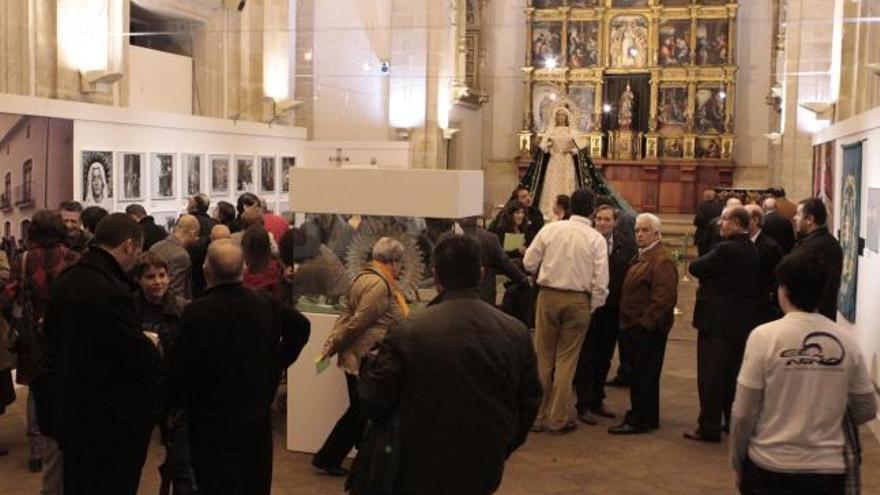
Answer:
[{"left": 286, "top": 312, "right": 350, "bottom": 454}]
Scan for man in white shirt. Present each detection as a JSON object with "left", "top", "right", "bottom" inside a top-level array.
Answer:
[
  {"left": 730, "top": 250, "right": 877, "bottom": 494},
  {"left": 524, "top": 188, "right": 610, "bottom": 434}
]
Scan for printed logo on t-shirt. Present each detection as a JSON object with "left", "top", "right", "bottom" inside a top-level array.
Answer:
[{"left": 779, "top": 331, "right": 845, "bottom": 367}]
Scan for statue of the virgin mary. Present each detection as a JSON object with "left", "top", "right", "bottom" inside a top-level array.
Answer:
[{"left": 521, "top": 103, "right": 633, "bottom": 219}]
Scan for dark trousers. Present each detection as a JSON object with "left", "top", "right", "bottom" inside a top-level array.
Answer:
[
  {"left": 314, "top": 373, "right": 365, "bottom": 468},
  {"left": 697, "top": 330, "right": 747, "bottom": 435},
  {"left": 623, "top": 327, "right": 668, "bottom": 428},
  {"left": 190, "top": 426, "right": 273, "bottom": 495},
  {"left": 740, "top": 457, "right": 844, "bottom": 495},
  {"left": 63, "top": 450, "right": 147, "bottom": 495},
  {"left": 160, "top": 415, "right": 199, "bottom": 495},
  {"left": 574, "top": 306, "right": 619, "bottom": 412}
]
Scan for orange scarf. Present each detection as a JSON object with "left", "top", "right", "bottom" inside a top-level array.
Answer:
[{"left": 370, "top": 261, "right": 410, "bottom": 318}]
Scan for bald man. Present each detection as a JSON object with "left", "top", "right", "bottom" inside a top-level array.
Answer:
[
  {"left": 746, "top": 204, "right": 784, "bottom": 322},
  {"left": 170, "top": 240, "right": 310, "bottom": 495},
  {"left": 210, "top": 224, "right": 231, "bottom": 243},
  {"left": 761, "top": 196, "right": 796, "bottom": 254},
  {"left": 150, "top": 215, "right": 200, "bottom": 300}
]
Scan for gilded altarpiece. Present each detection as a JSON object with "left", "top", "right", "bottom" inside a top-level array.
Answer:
[{"left": 520, "top": 0, "right": 738, "bottom": 213}]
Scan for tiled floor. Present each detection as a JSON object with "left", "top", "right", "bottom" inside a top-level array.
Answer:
[{"left": 1, "top": 278, "right": 878, "bottom": 494}]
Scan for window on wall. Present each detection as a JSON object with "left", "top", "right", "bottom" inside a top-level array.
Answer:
[{"left": 22, "top": 159, "right": 32, "bottom": 202}]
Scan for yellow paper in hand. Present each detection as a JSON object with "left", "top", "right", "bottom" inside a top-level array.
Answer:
[
  {"left": 315, "top": 354, "right": 332, "bottom": 375},
  {"left": 503, "top": 233, "right": 526, "bottom": 252}
]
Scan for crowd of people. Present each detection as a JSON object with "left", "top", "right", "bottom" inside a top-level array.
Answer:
[{"left": 0, "top": 183, "right": 875, "bottom": 495}]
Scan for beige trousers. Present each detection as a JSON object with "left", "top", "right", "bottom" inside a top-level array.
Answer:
[{"left": 534, "top": 288, "right": 592, "bottom": 431}]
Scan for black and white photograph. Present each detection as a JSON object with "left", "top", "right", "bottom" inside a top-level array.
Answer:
[
  {"left": 236, "top": 156, "right": 254, "bottom": 192},
  {"left": 184, "top": 154, "right": 202, "bottom": 196},
  {"left": 281, "top": 156, "right": 295, "bottom": 192},
  {"left": 211, "top": 155, "right": 230, "bottom": 194},
  {"left": 152, "top": 153, "right": 176, "bottom": 199},
  {"left": 260, "top": 156, "right": 276, "bottom": 192},
  {"left": 81, "top": 150, "right": 113, "bottom": 207},
  {"left": 120, "top": 152, "right": 144, "bottom": 201}
]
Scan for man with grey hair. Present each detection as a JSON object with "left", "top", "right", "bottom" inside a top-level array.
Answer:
[
  {"left": 371, "top": 236, "right": 405, "bottom": 264},
  {"left": 685, "top": 205, "right": 764, "bottom": 443},
  {"left": 609, "top": 213, "right": 678, "bottom": 435},
  {"left": 170, "top": 240, "right": 310, "bottom": 494}
]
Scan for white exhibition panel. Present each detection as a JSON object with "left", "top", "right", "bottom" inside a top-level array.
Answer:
[
  {"left": 814, "top": 106, "right": 880, "bottom": 400},
  {"left": 128, "top": 46, "right": 193, "bottom": 115},
  {"left": 287, "top": 312, "right": 351, "bottom": 454},
  {"left": 306, "top": 141, "right": 410, "bottom": 169},
  {"left": 289, "top": 167, "right": 484, "bottom": 218},
  {"left": 74, "top": 117, "right": 305, "bottom": 215}
]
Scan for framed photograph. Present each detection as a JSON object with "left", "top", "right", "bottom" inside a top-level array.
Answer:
[
  {"left": 236, "top": 156, "right": 255, "bottom": 192},
  {"left": 210, "top": 155, "right": 230, "bottom": 194},
  {"left": 81, "top": 150, "right": 113, "bottom": 207},
  {"left": 281, "top": 156, "right": 295, "bottom": 193},
  {"left": 152, "top": 211, "right": 180, "bottom": 233},
  {"left": 151, "top": 153, "right": 176, "bottom": 199},
  {"left": 118, "top": 152, "right": 145, "bottom": 201},
  {"left": 260, "top": 156, "right": 276, "bottom": 192},
  {"left": 183, "top": 154, "right": 202, "bottom": 196}
]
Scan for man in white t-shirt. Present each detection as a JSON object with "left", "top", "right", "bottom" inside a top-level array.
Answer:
[{"left": 730, "top": 250, "right": 877, "bottom": 495}]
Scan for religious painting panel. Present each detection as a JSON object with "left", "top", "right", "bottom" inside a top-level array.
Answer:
[
  {"left": 532, "top": 83, "right": 564, "bottom": 132},
  {"left": 532, "top": 0, "right": 562, "bottom": 9},
  {"left": 82, "top": 151, "right": 113, "bottom": 207},
  {"left": 532, "top": 22, "right": 563, "bottom": 68},
  {"left": 695, "top": 86, "right": 725, "bottom": 134},
  {"left": 812, "top": 141, "right": 835, "bottom": 232},
  {"left": 609, "top": 16, "right": 649, "bottom": 69},
  {"left": 612, "top": 0, "right": 648, "bottom": 7},
  {"left": 696, "top": 20, "right": 729, "bottom": 65},
  {"left": 118, "top": 152, "right": 144, "bottom": 201},
  {"left": 568, "top": 85, "right": 596, "bottom": 133},
  {"left": 658, "top": 86, "right": 688, "bottom": 134},
  {"left": 658, "top": 19, "right": 691, "bottom": 66},
  {"left": 660, "top": 138, "right": 683, "bottom": 158},
  {"left": 568, "top": 21, "right": 600, "bottom": 69},
  {"left": 569, "top": 0, "right": 600, "bottom": 8},
  {"left": 695, "top": 138, "right": 722, "bottom": 159},
  {"left": 151, "top": 153, "right": 176, "bottom": 200},
  {"left": 660, "top": 0, "right": 691, "bottom": 5},
  {"left": 700, "top": 0, "right": 729, "bottom": 5},
  {"left": 838, "top": 142, "right": 862, "bottom": 323}
]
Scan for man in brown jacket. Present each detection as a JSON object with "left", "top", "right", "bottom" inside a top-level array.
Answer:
[{"left": 609, "top": 213, "right": 679, "bottom": 435}]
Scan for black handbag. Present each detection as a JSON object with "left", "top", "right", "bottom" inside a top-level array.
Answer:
[{"left": 345, "top": 412, "right": 402, "bottom": 495}]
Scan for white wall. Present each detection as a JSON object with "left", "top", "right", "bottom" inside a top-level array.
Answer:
[
  {"left": 304, "top": 140, "right": 410, "bottom": 169},
  {"left": 311, "top": 0, "right": 392, "bottom": 141},
  {"left": 815, "top": 106, "right": 880, "bottom": 396},
  {"left": 128, "top": 46, "right": 193, "bottom": 115}
]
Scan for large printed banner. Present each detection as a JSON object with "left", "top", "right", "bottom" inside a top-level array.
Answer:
[{"left": 838, "top": 142, "right": 862, "bottom": 323}]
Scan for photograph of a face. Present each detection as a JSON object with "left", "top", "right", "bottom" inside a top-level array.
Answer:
[
  {"left": 152, "top": 153, "right": 176, "bottom": 199},
  {"left": 184, "top": 154, "right": 202, "bottom": 196},
  {"left": 260, "top": 156, "right": 276, "bottom": 192},
  {"left": 236, "top": 156, "right": 254, "bottom": 192},
  {"left": 120, "top": 152, "right": 144, "bottom": 201},
  {"left": 211, "top": 155, "right": 230, "bottom": 194},
  {"left": 82, "top": 151, "right": 113, "bottom": 206}
]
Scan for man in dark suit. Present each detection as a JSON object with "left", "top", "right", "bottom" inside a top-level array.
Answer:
[
  {"left": 347, "top": 235, "right": 542, "bottom": 495},
  {"left": 575, "top": 204, "right": 637, "bottom": 423},
  {"left": 459, "top": 217, "right": 529, "bottom": 306},
  {"left": 41, "top": 213, "right": 160, "bottom": 495},
  {"left": 746, "top": 204, "right": 784, "bottom": 322},
  {"left": 693, "top": 189, "right": 723, "bottom": 257},
  {"left": 761, "top": 197, "right": 796, "bottom": 254},
  {"left": 170, "top": 240, "right": 310, "bottom": 495},
  {"left": 124, "top": 203, "right": 168, "bottom": 250},
  {"left": 685, "top": 206, "right": 764, "bottom": 443},
  {"left": 791, "top": 198, "right": 843, "bottom": 321}
]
